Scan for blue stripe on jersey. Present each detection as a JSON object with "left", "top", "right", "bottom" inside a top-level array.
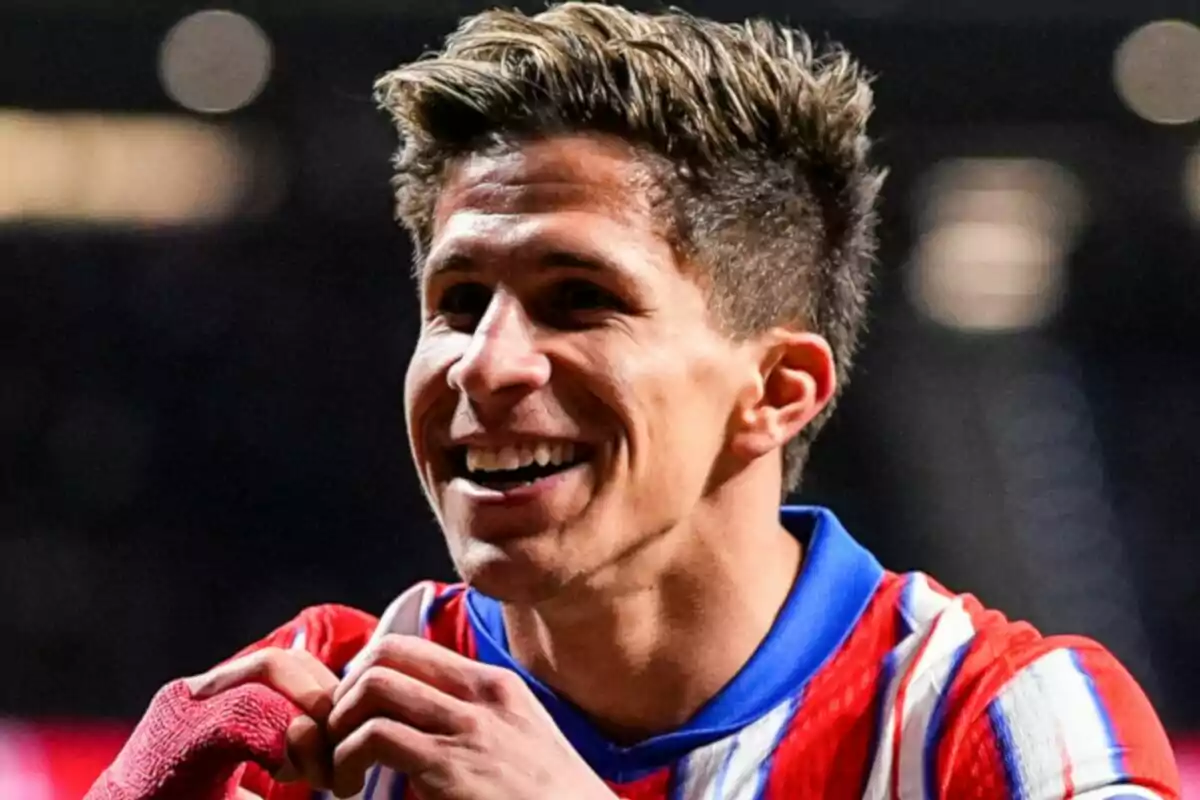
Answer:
[
  {"left": 987, "top": 700, "right": 1026, "bottom": 800},
  {"left": 422, "top": 583, "right": 465, "bottom": 634},
  {"left": 1068, "top": 648, "right": 1128, "bottom": 782},
  {"left": 922, "top": 641, "right": 971, "bottom": 800},
  {"left": 668, "top": 758, "right": 689, "bottom": 800},
  {"left": 464, "top": 505, "right": 884, "bottom": 782},
  {"left": 362, "top": 764, "right": 383, "bottom": 800},
  {"left": 308, "top": 774, "right": 406, "bottom": 800}
]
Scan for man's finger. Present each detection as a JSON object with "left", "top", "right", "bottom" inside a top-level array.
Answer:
[
  {"left": 327, "top": 665, "right": 475, "bottom": 742},
  {"left": 276, "top": 713, "right": 333, "bottom": 788},
  {"left": 334, "top": 634, "right": 487, "bottom": 706},
  {"left": 185, "top": 647, "right": 339, "bottom": 720},
  {"left": 330, "top": 717, "right": 434, "bottom": 799}
]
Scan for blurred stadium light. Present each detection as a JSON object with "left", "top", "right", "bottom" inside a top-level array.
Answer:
[
  {"left": 0, "top": 723, "right": 128, "bottom": 800},
  {"left": 0, "top": 111, "right": 263, "bottom": 225},
  {"left": 159, "top": 10, "right": 273, "bottom": 115},
  {"left": 1114, "top": 20, "right": 1200, "bottom": 126},
  {"left": 906, "top": 158, "right": 1085, "bottom": 331}
]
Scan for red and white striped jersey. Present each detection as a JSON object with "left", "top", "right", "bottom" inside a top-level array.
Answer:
[{"left": 245, "top": 506, "right": 1182, "bottom": 800}]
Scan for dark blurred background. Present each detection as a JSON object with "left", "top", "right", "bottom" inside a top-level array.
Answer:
[{"left": 1, "top": 0, "right": 1198, "bottom": 793}]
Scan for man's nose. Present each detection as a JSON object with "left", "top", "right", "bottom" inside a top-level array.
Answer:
[{"left": 446, "top": 293, "right": 551, "bottom": 404}]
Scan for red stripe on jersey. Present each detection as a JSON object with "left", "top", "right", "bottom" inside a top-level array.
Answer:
[
  {"left": 947, "top": 712, "right": 1012, "bottom": 800},
  {"left": 422, "top": 583, "right": 477, "bottom": 660},
  {"left": 872, "top": 572, "right": 918, "bottom": 644},
  {"left": 1061, "top": 735, "right": 1077, "bottom": 798},
  {"left": 1072, "top": 645, "right": 1181, "bottom": 798},
  {"left": 759, "top": 572, "right": 908, "bottom": 800},
  {"left": 934, "top": 626, "right": 1180, "bottom": 799},
  {"left": 931, "top": 608, "right": 1042, "bottom": 796},
  {"left": 606, "top": 767, "right": 673, "bottom": 800}
]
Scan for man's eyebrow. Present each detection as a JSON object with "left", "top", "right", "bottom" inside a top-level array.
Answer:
[
  {"left": 423, "top": 249, "right": 611, "bottom": 279},
  {"left": 424, "top": 252, "right": 474, "bottom": 279},
  {"left": 540, "top": 251, "right": 608, "bottom": 271}
]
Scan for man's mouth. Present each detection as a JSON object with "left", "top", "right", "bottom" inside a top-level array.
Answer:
[{"left": 448, "top": 441, "right": 594, "bottom": 491}]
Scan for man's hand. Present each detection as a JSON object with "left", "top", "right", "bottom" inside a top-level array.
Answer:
[
  {"left": 86, "top": 647, "right": 339, "bottom": 800},
  {"left": 186, "top": 646, "right": 341, "bottom": 787},
  {"left": 325, "top": 634, "right": 617, "bottom": 800}
]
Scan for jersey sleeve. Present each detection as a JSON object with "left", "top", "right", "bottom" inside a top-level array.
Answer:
[
  {"left": 228, "top": 602, "right": 379, "bottom": 670},
  {"left": 936, "top": 632, "right": 1180, "bottom": 800},
  {"left": 229, "top": 603, "right": 379, "bottom": 800}
]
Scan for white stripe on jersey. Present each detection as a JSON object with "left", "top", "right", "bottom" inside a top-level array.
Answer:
[
  {"left": 1050, "top": 651, "right": 1124, "bottom": 791},
  {"left": 331, "top": 581, "right": 439, "bottom": 800},
  {"left": 375, "top": 581, "right": 440, "bottom": 644},
  {"left": 676, "top": 695, "right": 798, "bottom": 800},
  {"left": 898, "top": 574, "right": 953, "bottom": 637},
  {"left": 991, "top": 648, "right": 1123, "bottom": 798},
  {"left": 862, "top": 574, "right": 971, "bottom": 800},
  {"left": 895, "top": 597, "right": 976, "bottom": 800},
  {"left": 340, "top": 581, "right": 439, "bottom": 680}
]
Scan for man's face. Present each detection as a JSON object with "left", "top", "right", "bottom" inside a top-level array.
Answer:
[{"left": 404, "top": 135, "right": 758, "bottom": 602}]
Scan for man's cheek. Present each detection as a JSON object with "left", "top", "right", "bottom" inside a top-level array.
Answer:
[
  {"left": 406, "top": 335, "right": 462, "bottom": 432},
  {"left": 405, "top": 335, "right": 458, "bottom": 402}
]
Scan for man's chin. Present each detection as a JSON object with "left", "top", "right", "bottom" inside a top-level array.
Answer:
[{"left": 451, "top": 536, "right": 577, "bottom": 604}]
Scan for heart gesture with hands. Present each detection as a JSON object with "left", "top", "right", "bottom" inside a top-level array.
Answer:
[
  {"left": 88, "top": 627, "right": 618, "bottom": 800},
  {"left": 321, "top": 633, "right": 618, "bottom": 800}
]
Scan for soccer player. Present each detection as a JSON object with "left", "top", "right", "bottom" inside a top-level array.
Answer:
[{"left": 89, "top": 4, "right": 1181, "bottom": 799}]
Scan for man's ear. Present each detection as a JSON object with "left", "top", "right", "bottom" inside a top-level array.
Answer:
[{"left": 729, "top": 330, "right": 837, "bottom": 462}]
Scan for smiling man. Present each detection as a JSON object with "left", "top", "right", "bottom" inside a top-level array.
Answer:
[{"left": 89, "top": 4, "right": 1180, "bottom": 800}]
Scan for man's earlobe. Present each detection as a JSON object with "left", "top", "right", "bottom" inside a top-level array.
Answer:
[{"left": 730, "top": 332, "right": 837, "bottom": 461}]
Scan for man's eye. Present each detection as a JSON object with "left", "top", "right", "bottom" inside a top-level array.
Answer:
[
  {"left": 552, "top": 279, "right": 624, "bottom": 313},
  {"left": 436, "top": 282, "right": 492, "bottom": 323}
]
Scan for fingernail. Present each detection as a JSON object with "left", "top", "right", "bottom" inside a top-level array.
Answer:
[{"left": 307, "top": 692, "right": 334, "bottom": 721}]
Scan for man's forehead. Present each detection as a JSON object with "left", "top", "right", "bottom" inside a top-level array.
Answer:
[{"left": 432, "top": 136, "right": 656, "bottom": 230}]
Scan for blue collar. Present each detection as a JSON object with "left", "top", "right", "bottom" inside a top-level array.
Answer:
[{"left": 463, "top": 505, "right": 884, "bottom": 783}]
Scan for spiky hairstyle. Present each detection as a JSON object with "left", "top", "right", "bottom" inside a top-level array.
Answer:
[{"left": 375, "top": 2, "right": 885, "bottom": 492}]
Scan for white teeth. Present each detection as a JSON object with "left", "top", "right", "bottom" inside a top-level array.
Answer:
[
  {"left": 465, "top": 448, "right": 486, "bottom": 473},
  {"left": 498, "top": 445, "right": 520, "bottom": 470},
  {"left": 464, "top": 441, "right": 581, "bottom": 474}
]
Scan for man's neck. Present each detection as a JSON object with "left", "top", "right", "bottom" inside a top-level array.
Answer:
[{"left": 501, "top": 485, "right": 802, "bottom": 744}]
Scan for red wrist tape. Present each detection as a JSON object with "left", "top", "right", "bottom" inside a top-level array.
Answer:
[{"left": 86, "top": 678, "right": 301, "bottom": 800}]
